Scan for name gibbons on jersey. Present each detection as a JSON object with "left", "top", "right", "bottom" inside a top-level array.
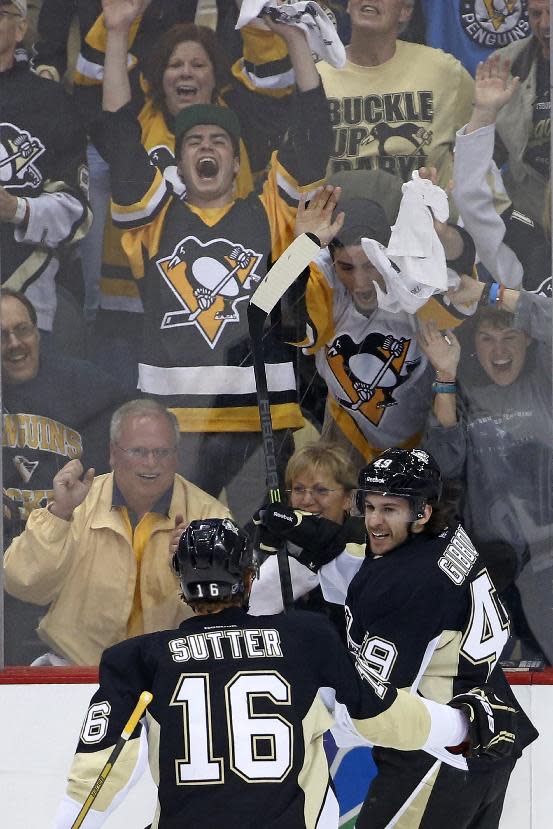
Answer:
[
  {"left": 169, "top": 627, "right": 284, "bottom": 662},
  {"left": 438, "top": 525, "right": 479, "bottom": 585}
]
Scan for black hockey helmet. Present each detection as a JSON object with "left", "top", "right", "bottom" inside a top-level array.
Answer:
[
  {"left": 355, "top": 448, "right": 442, "bottom": 520},
  {"left": 172, "top": 518, "right": 255, "bottom": 602}
]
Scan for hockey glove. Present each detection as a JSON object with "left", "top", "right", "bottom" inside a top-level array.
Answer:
[
  {"left": 448, "top": 686, "right": 518, "bottom": 759},
  {"left": 252, "top": 505, "right": 347, "bottom": 571}
]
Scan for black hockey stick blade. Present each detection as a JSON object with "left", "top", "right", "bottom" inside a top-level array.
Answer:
[{"left": 248, "top": 232, "right": 321, "bottom": 611}]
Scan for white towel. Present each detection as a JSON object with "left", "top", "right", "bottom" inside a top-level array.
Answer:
[
  {"left": 236, "top": 1, "right": 346, "bottom": 68},
  {"left": 358, "top": 172, "right": 457, "bottom": 314}
]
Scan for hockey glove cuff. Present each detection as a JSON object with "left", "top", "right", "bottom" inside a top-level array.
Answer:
[
  {"left": 252, "top": 505, "right": 347, "bottom": 570},
  {"left": 448, "top": 686, "right": 518, "bottom": 759}
]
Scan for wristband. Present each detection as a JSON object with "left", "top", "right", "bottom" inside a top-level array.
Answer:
[
  {"left": 12, "top": 197, "right": 28, "bottom": 225},
  {"left": 478, "top": 279, "right": 495, "bottom": 306},
  {"left": 432, "top": 381, "right": 457, "bottom": 395},
  {"left": 488, "top": 282, "right": 500, "bottom": 306}
]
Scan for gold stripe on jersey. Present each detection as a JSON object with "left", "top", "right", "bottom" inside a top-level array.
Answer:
[
  {"left": 146, "top": 711, "right": 161, "bottom": 787},
  {"left": 345, "top": 541, "right": 366, "bottom": 559},
  {"left": 328, "top": 395, "right": 422, "bottom": 462},
  {"left": 418, "top": 630, "right": 461, "bottom": 705},
  {"left": 258, "top": 155, "right": 324, "bottom": 263},
  {"left": 298, "top": 695, "right": 335, "bottom": 828},
  {"left": 111, "top": 169, "right": 170, "bottom": 228},
  {"left": 4, "top": 249, "right": 50, "bottom": 293},
  {"left": 147, "top": 712, "right": 163, "bottom": 828},
  {"left": 66, "top": 739, "right": 141, "bottom": 810},
  {"left": 100, "top": 275, "right": 141, "bottom": 300},
  {"left": 121, "top": 200, "right": 172, "bottom": 279},
  {"left": 392, "top": 761, "right": 441, "bottom": 829},
  {"left": 169, "top": 403, "right": 304, "bottom": 433},
  {"left": 302, "top": 263, "right": 335, "bottom": 350},
  {"left": 86, "top": 12, "right": 140, "bottom": 57},
  {"left": 231, "top": 26, "right": 295, "bottom": 98},
  {"left": 352, "top": 689, "right": 431, "bottom": 752},
  {"left": 73, "top": 13, "right": 139, "bottom": 86}
]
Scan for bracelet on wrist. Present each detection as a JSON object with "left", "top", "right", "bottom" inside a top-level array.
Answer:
[
  {"left": 478, "top": 279, "right": 493, "bottom": 306},
  {"left": 432, "top": 380, "right": 457, "bottom": 395}
]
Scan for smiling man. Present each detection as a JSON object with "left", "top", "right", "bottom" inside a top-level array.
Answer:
[
  {"left": 3, "top": 399, "right": 231, "bottom": 665},
  {"left": 251, "top": 446, "right": 538, "bottom": 828}
]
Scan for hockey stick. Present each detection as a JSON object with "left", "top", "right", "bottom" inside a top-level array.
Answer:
[
  {"left": 248, "top": 232, "right": 321, "bottom": 611},
  {"left": 70, "top": 691, "right": 153, "bottom": 829}
]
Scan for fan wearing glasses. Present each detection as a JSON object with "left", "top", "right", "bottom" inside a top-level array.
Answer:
[
  {"left": 4, "top": 398, "right": 231, "bottom": 666},
  {"left": 249, "top": 440, "right": 365, "bottom": 629}
]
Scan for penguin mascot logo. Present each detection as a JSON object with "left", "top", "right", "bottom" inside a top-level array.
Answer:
[
  {"left": 0, "top": 123, "right": 45, "bottom": 189},
  {"left": 327, "top": 331, "right": 421, "bottom": 426},
  {"left": 156, "top": 236, "right": 263, "bottom": 347}
]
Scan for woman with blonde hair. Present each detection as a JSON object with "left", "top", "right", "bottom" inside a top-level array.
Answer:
[{"left": 249, "top": 440, "right": 365, "bottom": 626}]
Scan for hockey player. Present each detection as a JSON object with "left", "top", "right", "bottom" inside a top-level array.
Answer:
[
  {"left": 54, "top": 517, "right": 520, "bottom": 829},
  {"left": 254, "top": 448, "right": 539, "bottom": 828}
]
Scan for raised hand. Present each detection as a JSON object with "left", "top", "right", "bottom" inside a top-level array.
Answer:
[
  {"left": 102, "top": 0, "right": 149, "bottom": 32},
  {"left": 51, "top": 460, "right": 95, "bottom": 521},
  {"left": 169, "top": 513, "right": 187, "bottom": 557},
  {"left": 468, "top": 54, "right": 520, "bottom": 131},
  {"left": 417, "top": 319, "right": 460, "bottom": 380},
  {"left": 295, "top": 185, "right": 344, "bottom": 247}
]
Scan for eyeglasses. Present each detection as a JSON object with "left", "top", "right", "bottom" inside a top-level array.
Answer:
[
  {"left": 0, "top": 10, "right": 23, "bottom": 19},
  {"left": 286, "top": 485, "right": 339, "bottom": 500},
  {"left": 1, "top": 322, "right": 36, "bottom": 344},
  {"left": 115, "top": 444, "right": 177, "bottom": 460}
]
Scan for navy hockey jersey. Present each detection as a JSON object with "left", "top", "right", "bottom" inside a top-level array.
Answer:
[
  {"left": 342, "top": 525, "right": 538, "bottom": 768},
  {"left": 56, "top": 607, "right": 466, "bottom": 828}
]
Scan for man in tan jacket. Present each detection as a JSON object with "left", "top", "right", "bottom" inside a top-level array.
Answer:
[{"left": 4, "top": 399, "right": 231, "bottom": 666}]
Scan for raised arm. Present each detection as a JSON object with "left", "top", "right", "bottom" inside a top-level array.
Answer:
[
  {"left": 452, "top": 55, "right": 524, "bottom": 288},
  {"left": 102, "top": 0, "right": 149, "bottom": 112}
]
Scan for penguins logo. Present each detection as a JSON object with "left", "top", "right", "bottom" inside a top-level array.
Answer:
[
  {"left": 156, "top": 236, "right": 263, "bottom": 347},
  {"left": 13, "top": 454, "right": 39, "bottom": 484},
  {"left": 327, "top": 332, "right": 421, "bottom": 426},
  {"left": 0, "top": 123, "right": 45, "bottom": 189},
  {"left": 362, "top": 121, "right": 433, "bottom": 157},
  {"left": 460, "top": 2, "right": 529, "bottom": 48}
]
